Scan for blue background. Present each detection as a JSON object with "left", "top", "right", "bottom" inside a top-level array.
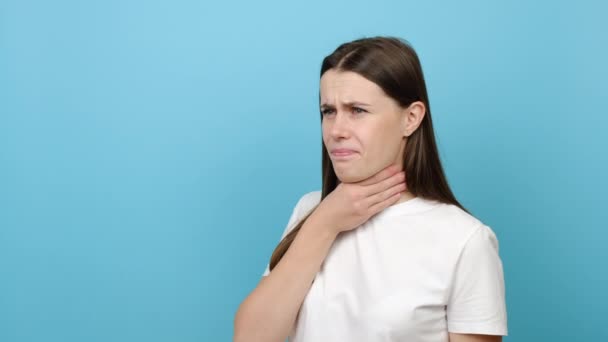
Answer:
[{"left": 1, "top": 0, "right": 606, "bottom": 341}]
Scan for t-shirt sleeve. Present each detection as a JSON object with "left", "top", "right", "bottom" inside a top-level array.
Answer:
[
  {"left": 261, "top": 194, "right": 307, "bottom": 277},
  {"left": 446, "top": 224, "right": 508, "bottom": 336}
]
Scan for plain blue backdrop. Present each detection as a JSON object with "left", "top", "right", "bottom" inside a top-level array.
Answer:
[{"left": 1, "top": 0, "right": 606, "bottom": 341}]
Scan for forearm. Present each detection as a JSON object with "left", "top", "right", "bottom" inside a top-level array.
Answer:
[{"left": 234, "top": 214, "right": 337, "bottom": 342}]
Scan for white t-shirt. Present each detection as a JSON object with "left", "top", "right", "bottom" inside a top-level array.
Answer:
[{"left": 262, "top": 190, "right": 508, "bottom": 342}]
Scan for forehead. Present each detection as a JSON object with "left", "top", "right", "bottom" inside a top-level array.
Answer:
[{"left": 320, "top": 70, "right": 385, "bottom": 103}]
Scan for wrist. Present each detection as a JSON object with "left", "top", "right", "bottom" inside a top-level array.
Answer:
[{"left": 304, "top": 211, "right": 340, "bottom": 241}]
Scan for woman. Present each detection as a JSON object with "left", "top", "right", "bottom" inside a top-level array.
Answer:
[{"left": 234, "top": 36, "right": 508, "bottom": 342}]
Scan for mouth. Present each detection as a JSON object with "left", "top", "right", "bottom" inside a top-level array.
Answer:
[{"left": 330, "top": 150, "right": 358, "bottom": 161}]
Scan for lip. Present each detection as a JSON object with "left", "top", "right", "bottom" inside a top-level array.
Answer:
[
  {"left": 330, "top": 148, "right": 357, "bottom": 154},
  {"left": 330, "top": 148, "right": 358, "bottom": 160}
]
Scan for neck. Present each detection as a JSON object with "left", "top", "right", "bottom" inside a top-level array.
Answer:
[{"left": 394, "top": 190, "right": 416, "bottom": 204}]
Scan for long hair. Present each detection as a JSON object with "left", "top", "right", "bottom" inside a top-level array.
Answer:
[{"left": 269, "top": 36, "right": 469, "bottom": 273}]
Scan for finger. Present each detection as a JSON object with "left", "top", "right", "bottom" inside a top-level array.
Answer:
[
  {"left": 356, "top": 163, "right": 401, "bottom": 186},
  {"left": 363, "top": 170, "right": 405, "bottom": 197},
  {"left": 367, "top": 186, "right": 404, "bottom": 214},
  {"left": 365, "top": 181, "right": 406, "bottom": 210}
]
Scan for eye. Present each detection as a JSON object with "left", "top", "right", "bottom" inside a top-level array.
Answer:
[
  {"left": 321, "top": 108, "right": 335, "bottom": 116},
  {"left": 352, "top": 107, "right": 367, "bottom": 114}
]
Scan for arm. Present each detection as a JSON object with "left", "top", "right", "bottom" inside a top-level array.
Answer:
[
  {"left": 446, "top": 225, "right": 508, "bottom": 339},
  {"left": 449, "top": 333, "right": 502, "bottom": 342},
  {"left": 233, "top": 213, "right": 338, "bottom": 342}
]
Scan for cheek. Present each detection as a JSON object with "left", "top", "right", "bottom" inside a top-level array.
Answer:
[
  {"left": 362, "top": 122, "right": 402, "bottom": 156},
  {"left": 321, "top": 126, "right": 330, "bottom": 146},
  {"left": 320, "top": 122, "right": 328, "bottom": 139}
]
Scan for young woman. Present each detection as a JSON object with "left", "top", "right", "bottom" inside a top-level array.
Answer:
[{"left": 234, "top": 36, "right": 508, "bottom": 342}]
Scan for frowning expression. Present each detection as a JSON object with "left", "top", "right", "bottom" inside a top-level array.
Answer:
[{"left": 320, "top": 69, "right": 408, "bottom": 183}]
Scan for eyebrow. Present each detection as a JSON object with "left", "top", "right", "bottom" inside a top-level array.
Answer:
[{"left": 320, "top": 101, "right": 372, "bottom": 109}]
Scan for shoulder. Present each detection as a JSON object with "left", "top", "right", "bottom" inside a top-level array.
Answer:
[
  {"left": 294, "top": 190, "right": 322, "bottom": 216},
  {"left": 425, "top": 201, "right": 500, "bottom": 250}
]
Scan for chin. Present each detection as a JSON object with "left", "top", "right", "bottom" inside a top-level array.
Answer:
[{"left": 334, "top": 168, "right": 367, "bottom": 184}]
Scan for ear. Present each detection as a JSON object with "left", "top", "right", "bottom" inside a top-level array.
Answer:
[{"left": 401, "top": 101, "right": 426, "bottom": 137}]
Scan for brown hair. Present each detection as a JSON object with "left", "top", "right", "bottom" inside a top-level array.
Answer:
[{"left": 269, "top": 36, "right": 470, "bottom": 273}]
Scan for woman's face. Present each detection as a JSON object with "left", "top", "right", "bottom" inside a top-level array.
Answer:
[{"left": 320, "top": 69, "right": 409, "bottom": 183}]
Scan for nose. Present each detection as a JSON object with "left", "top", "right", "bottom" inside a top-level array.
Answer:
[{"left": 329, "top": 110, "right": 351, "bottom": 139}]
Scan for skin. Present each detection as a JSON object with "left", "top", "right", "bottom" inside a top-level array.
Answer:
[
  {"left": 320, "top": 69, "right": 424, "bottom": 205},
  {"left": 319, "top": 69, "right": 502, "bottom": 342}
]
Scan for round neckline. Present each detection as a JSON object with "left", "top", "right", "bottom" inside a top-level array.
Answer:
[{"left": 372, "top": 196, "right": 440, "bottom": 221}]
